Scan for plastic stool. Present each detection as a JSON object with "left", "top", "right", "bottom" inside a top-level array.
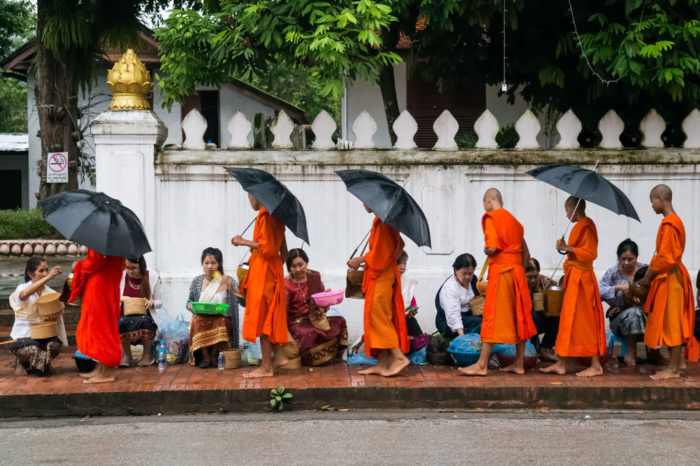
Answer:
[{"left": 607, "top": 332, "right": 628, "bottom": 357}]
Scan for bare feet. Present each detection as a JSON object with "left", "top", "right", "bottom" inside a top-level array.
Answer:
[
  {"left": 623, "top": 352, "right": 637, "bottom": 367},
  {"left": 119, "top": 357, "right": 132, "bottom": 368},
  {"left": 79, "top": 366, "right": 101, "bottom": 378},
  {"left": 358, "top": 364, "right": 383, "bottom": 375},
  {"left": 576, "top": 365, "right": 604, "bottom": 377},
  {"left": 136, "top": 357, "right": 154, "bottom": 367},
  {"left": 540, "top": 361, "right": 566, "bottom": 375},
  {"left": 14, "top": 364, "right": 27, "bottom": 376},
  {"left": 244, "top": 366, "right": 275, "bottom": 378},
  {"left": 83, "top": 374, "right": 116, "bottom": 384},
  {"left": 538, "top": 347, "right": 559, "bottom": 363},
  {"left": 458, "top": 362, "right": 488, "bottom": 376},
  {"left": 650, "top": 367, "right": 681, "bottom": 380},
  {"left": 271, "top": 350, "right": 289, "bottom": 370},
  {"left": 500, "top": 363, "right": 525, "bottom": 375},
  {"left": 679, "top": 358, "right": 687, "bottom": 370},
  {"left": 380, "top": 356, "right": 409, "bottom": 377}
]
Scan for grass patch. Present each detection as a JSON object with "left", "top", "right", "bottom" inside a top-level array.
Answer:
[{"left": 0, "top": 209, "right": 59, "bottom": 240}]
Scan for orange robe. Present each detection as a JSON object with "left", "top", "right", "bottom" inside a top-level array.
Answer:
[
  {"left": 362, "top": 216, "right": 409, "bottom": 356},
  {"left": 241, "top": 207, "right": 288, "bottom": 345},
  {"left": 644, "top": 213, "right": 697, "bottom": 354},
  {"left": 480, "top": 209, "right": 536, "bottom": 344},
  {"left": 555, "top": 217, "right": 606, "bottom": 357},
  {"left": 69, "top": 249, "right": 125, "bottom": 367}
]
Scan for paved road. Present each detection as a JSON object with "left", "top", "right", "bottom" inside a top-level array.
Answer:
[{"left": 2, "top": 411, "right": 699, "bottom": 465}]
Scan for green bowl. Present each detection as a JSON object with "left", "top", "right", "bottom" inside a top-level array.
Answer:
[{"left": 191, "top": 302, "right": 230, "bottom": 315}]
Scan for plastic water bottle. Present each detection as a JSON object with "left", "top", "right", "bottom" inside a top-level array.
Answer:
[
  {"left": 158, "top": 341, "right": 167, "bottom": 373},
  {"left": 218, "top": 352, "right": 225, "bottom": 371}
]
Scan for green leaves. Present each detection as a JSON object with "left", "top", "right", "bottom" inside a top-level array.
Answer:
[{"left": 269, "top": 386, "right": 292, "bottom": 412}]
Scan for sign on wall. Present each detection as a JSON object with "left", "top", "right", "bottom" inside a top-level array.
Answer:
[{"left": 47, "top": 152, "right": 68, "bottom": 183}]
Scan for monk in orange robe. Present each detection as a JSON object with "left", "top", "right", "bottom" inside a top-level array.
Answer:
[
  {"left": 233, "top": 194, "right": 288, "bottom": 378},
  {"left": 638, "top": 184, "right": 697, "bottom": 379},
  {"left": 460, "top": 188, "right": 536, "bottom": 376},
  {"left": 541, "top": 197, "right": 606, "bottom": 377},
  {"left": 69, "top": 249, "right": 125, "bottom": 383},
  {"left": 347, "top": 205, "right": 409, "bottom": 377}
]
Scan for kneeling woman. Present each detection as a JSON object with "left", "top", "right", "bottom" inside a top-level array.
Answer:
[
  {"left": 186, "top": 247, "right": 239, "bottom": 368},
  {"left": 118, "top": 256, "right": 162, "bottom": 367},
  {"left": 285, "top": 249, "right": 348, "bottom": 365},
  {"left": 9, "top": 257, "right": 68, "bottom": 375}
]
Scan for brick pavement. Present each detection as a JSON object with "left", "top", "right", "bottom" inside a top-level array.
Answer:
[{"left": 1, "top": 348, "right": 700, "bottom": 417}]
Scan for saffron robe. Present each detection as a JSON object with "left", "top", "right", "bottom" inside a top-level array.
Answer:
[
  {"left": 69, "top": 249, "right": 125, "bottom": 367},
  {"left": 362, "top": 216, "right": 409, "bottom": 356},
  {"left": 555, "top": 217, "right": 607, "bottom": 357},
  {"left": 241, "top": 207, "right": 288, "bottom": 345},
  {"left": 644, "top": 213, "right": 697, "bottom": 354},
  {"left": 480, "top": 208, "right": 536, "bottom": 344}
]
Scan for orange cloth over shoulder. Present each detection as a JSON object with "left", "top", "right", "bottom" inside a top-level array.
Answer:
[
  {"left": 480, "top": 209, "right": 536, "bottom": 344},
  {"left": 362, "top": 216, "right": 409, "bottom": 356},
  {"left": 69, "top": 249, "right": 125, "bottom": 367},
  {"left": 644, "top": 213, "right": 697, "bottom": 356},
  {"left": 241, "top": 207, "right": 288, "bottom": 345},
  {"left": 555, "top": 217, "right": 606, "bottom": 357}
]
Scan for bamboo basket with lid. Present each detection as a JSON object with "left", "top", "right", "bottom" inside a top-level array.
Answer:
[
  {"left": 36, "top": 292, "right": 64, "bottom": 318},
  {"left": 222, "top": 348, "right": 243, "bottom": 369}
]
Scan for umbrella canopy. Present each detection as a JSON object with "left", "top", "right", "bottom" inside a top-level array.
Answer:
[
  {"left": 335, "top": 169, "right": 432, "bottom": 248},
  {"left": 527, "top": 164, "right": 640, "bottom": 221},
  {"left": 38, "top": 190, "right": 151, "bottom": 258},
  {"left": 224, "top": 167, "right": 310, "bottom": 244}
]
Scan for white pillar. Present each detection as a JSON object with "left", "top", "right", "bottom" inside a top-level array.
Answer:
[{"left": 91, "top": 110, "right": 167, "bottom": 266}]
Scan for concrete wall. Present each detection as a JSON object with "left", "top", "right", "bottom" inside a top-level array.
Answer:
[{"left": 150, "top": 148, "right": 700, "bottom": 344}]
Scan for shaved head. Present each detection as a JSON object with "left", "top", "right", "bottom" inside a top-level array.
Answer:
[
  {"left": 483, "top": 188, "right": 503, "bottom": 206},
  {"left": 565, "top": 196, "right": 585, "bottom": 211},
  {"left": 650, "top": 184, "right": 672, "bottom": 201}
]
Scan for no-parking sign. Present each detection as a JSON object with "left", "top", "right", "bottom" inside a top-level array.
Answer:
[{"left": 47, "top": 152, "right": 68, "bottom": 183}]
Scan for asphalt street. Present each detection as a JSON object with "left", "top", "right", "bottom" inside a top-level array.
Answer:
[{"left": 2, "top": 410, "right": 699, "bottom": 465}]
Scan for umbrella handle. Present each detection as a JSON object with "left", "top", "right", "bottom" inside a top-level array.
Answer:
[{"left": 348, "top": 229, "right": 372, "bottom": 262}]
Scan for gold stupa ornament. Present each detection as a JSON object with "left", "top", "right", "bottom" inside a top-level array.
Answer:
[{"left": 106, "top": 49, "right": 153, "bottom": 110}]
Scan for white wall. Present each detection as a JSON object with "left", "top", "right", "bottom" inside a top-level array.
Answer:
[{"left": 152, "top": 150, "right": 700, "bottom": 345}]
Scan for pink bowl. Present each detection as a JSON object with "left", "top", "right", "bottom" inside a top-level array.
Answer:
[{"left": 312, "top": 290, "right": 344, "bottom": 307}]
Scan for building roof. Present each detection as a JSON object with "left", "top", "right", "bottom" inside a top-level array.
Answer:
[
  {"left": 1, "top": 29, "right": 306, "bottom": 123},
  {"left": 0, "top": 133, "right": 29, "bottom": 152}
]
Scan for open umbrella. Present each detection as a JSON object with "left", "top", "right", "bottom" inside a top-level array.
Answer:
[
  {"left": 38, "top": 190, "right": 151, "bottom": 258},
  {"left": 527, "top": 163, "right": 640, "bottom": 221},
  {"left": 335, "top": 169, "right": 431, "bottom": 248},
  {"left": 224, "top": 167, "right": 310, "bottom": 244}
]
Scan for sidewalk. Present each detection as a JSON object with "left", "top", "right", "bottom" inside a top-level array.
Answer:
[{"left": 1, "top": 349, "right": 699, "bottom": 418}]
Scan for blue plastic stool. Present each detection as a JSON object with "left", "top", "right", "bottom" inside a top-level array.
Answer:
[{"left": 607, "top": 332, "right": 628, "bottom": 357}]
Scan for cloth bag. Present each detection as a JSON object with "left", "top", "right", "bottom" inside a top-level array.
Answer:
[{"left": 345, "top": 238, "right": 370, "bottom": 299}]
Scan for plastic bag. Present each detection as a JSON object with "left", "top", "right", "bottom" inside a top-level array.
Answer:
[
  {"left": 495, "top": 341, "right": 537, "bottom": 357},
  {"left": 347, "top": 353, "right": 378, "bottom": 365},
  {"left": 242, "top": 338, "right": 263, "bottom": 366},
  {"left": 155, "top": 309, "right": 190, "bottom": 365},
  {"left": 448, "top": 333, "right": 482, "bottom": 354},
  {"left": 408, "top": 347, "right": 427, "bottom": 365}
]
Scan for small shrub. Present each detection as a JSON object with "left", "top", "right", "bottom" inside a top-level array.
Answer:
[
  {"left": 270, "top": 386, "right": 292, "bottom": 412},
  {"left": 455, "top": 131, "right": 477, "bottom": 149},
  {"left": 495, "top": 124, "right": 519, "bottom": 149},
  {"left": 0, "top": 209, "right": 58, "bottom": 240}
]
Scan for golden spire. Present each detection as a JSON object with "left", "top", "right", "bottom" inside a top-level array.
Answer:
[{"left": 106, "top": 49, "right": 153, "bottom": 111}]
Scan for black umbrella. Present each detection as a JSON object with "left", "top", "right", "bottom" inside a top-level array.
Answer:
[
  {"left": 224, "top": 167, "right": 310, "bottom": 244},
  {"left": 335, "top": 169, "right": 431, "bottom": 248},
  {"left": 38, "top": 190, "right": 151, "bottom": 258},
  {"left": 527, "top": 163, "right": 640, "bottom": 221}
]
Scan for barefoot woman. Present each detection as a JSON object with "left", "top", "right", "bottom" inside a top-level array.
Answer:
[
  {"left": 347, "top": 204, "right": 409, "bottom": 377},
  {"left": 233, "top": 194, "right": 288, "bottom": 378}
]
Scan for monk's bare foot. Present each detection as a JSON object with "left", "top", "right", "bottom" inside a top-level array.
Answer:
[
  {"left": 244, "top": 366, "right": 275, "bottom": 378},
  {"left": 15, "top": 364, "right": 27, "bottom": 376},
  {"left": 540, "top": 361, "right": 566, "bottom": 375},
  {"left": 623, "top": 353, "right": 637, "bottom": 367},
  {"left": 458, "top": 362, "right": 488, "bottom": 376},
  {"left": 576, "top": 365, "right": 604, "bottom": 377},
  {"left": 500, "top": 363, "right": 525, "bottom": 375},
  {"left": 650, "top": 368, "right": 681, "bottom": 380},
  {"left": 79, "top": 366, "right": 101, "bottom": 378},
  {"left": 358, "top": 364, "right": 383, "bottom": 375},
  {"left": 679, "top": 358, "right": 687, "bottom": 370},
  {"left": 271, "top": 351, "right": 289, "bottom": 370},
  {"left": 83, "top": 375, "right": 116, "bottom": 384},
  {"left": 380, "top": 356, "right": 409, "bottom": 377},
  {"left": 538, "top": 347, "right": 558, "bottom": 363},
  {"left": 136, "top": 357, "right": 154, "bottom": 367}
]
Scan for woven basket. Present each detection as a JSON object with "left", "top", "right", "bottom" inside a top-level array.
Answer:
[
  {"left": 30, "top": 321, "right": 57, "bottom": 339},
  {"left": 236, "top": 264, "right": 248, "bottom": 292},
  {"left": 545, "top": 288, "right": 564, "bottom": 317},
  {"left": 476, "top": 281, "right": 488, "bottom": 295},
  {"left": 123, "top": 297, "right": 147, "bottom": 316},
  {"left": 222, "top": 348, "right": 243, "bottom": 369},
  {"left": 468, "top": 295, "right": 485, "bottom": 316},
  {"left": 281, "top": 339, "right": 300, "bottom": 359},
  {"left": 280, "top": 356, "right": 302, "bottom": 370},
  {"left": 533, "top": 292, "right": 545, "bottom": 312},
  {"left": 36, "top": 292, "right": 64, "bottom": 317}
]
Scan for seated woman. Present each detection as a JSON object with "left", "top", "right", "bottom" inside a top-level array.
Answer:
[
  {"left": 118, "top": 256, "right": 162, "bottom": 367},
  {"left": 599, "top": 238, "right": 661, "bottom": 367},
  {"left": 397, "top": 251, "right": 426, "bottom": 353},
  {"left": 525, "top": 258, "right": 559, "bottom": 362},
  {"left": 8, "top": 256, "right": 68, "bottom": 376},
  {"left": 285, "top": 248, "right": 348, "bottom": 366},
  {"left": 186, "top": 247, "right": 239, "bottom": 368},
  {"left": 435, "top": 253, "right": 481, "bottom": 339}
]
